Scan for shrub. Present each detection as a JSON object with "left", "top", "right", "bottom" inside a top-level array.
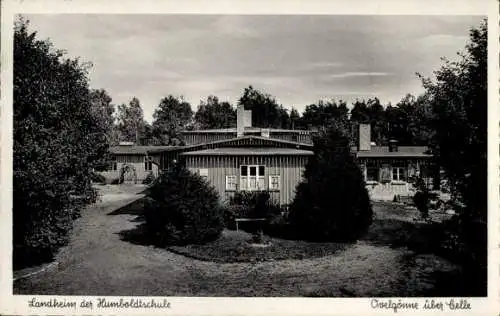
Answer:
[
  {"left": 288, "top": 126, "right": 373, "bottom": 242},
  {"left": 91, "top": 172, "right": 106, "bottom": 184},
  {"left": 229, "top": 191, "right": 281, "bottom": 219},
  {"left": 144, "top": 164, "right": 224, "bottom": 246},
  {"left": 142, "top": 171, "right": 155, "bottom": 185}
]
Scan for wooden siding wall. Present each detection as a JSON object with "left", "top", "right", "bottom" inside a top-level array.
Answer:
[{"left": 185, "top": 155, "right": 309, "bottom": 205}]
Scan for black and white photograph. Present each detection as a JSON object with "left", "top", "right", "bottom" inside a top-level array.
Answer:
[{"left": 1, "top": 0, "right": 497, "bottom": 314}]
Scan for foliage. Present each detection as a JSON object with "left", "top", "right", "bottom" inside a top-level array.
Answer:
[
  {"left": 142, "top": 171, "right": 156, "bottom": 185},
  {"left": 116, "top": 97, "right": 146, "bottom": 144},
  {"left": 229, "top": 191, "right": 282, "bottom": 219},
  {"left": 238, "top": 86, "right": 290, "bottom": 128},
  {"left": 13, "top": 18, "right": 104, "bottom": 268},
  {"left": 289, "top": 126, "right": 373, "bottom": 241},
  {"left": 418, "top": 20, "right": 487, "bottom": 223},
  {"left": 118, "top": 164, "right": 137, "bottom": 184},
  {"left": 300, "top": 100, "right": 349, "bottom": 130},
  {"left": 151, "top": 95, "right": 193, "bottom": 145},
  {"left": 194, "top": 95, "right": 236, "bottom": 129},
  {"left": 144, "top": 164, "right": 224, "bottom": 245},
  {"left": 91, "top": 172, "right": 106, "bottom": 184}
]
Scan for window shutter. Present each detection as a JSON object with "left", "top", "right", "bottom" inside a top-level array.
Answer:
[{"left": 226, "top": 176, "right": 231, "bottom": 190}]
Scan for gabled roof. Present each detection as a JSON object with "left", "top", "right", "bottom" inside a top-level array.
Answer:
[
  {"left": 181, "top": 147, "right": 313, "bottom": 156},
  {"left": 110, "top": 145, "right": 179, "bottom": 155},
  {"left": 146, "top": 135, "right": 313, "bottom": 155},
  {"left": 182, "top": 127, "right": 312, "bottom": 134},
  {"left": 352, "top": 146, "right": 431, "bottom": 158}
]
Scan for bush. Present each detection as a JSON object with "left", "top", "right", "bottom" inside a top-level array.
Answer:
[
  {"left": 229, "top": 191, "right": 281, "bottom": 219},
  {"left": 288, "top": 126, "right": 373, "bottom": 242},
  {"left": 144, "top": 164, "right": 224, "bottom": 246},
  {"left": 142, "top": 171, "right": 155, "bottom": 185},
  {"left": 91, "top": 172, "right": 106, "bottom": 184}
]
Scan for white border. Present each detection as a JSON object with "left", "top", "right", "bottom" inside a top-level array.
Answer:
[{"left": 1, "top": 0, "right": 498, "bottom": 315}]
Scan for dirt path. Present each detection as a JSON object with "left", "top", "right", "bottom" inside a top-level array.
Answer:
[{"left": 14, "top": 186, "right": 460, "bottom": 296}]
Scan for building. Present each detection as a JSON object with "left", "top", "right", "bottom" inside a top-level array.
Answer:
[
  {"left": 150, "top": 106, "right": 433, "bottom": 203},
  {"left": 353, "top": 124, "right": 433, "bottom": 200},
  {"left": 152, "top": 106, "right": 314, "bottom": 205},
  {"left": 98, "top": 143, "right": 175, "bottom": 183},
  {"left": 102, "top": 106, "right": 433, "bottom": 202}
]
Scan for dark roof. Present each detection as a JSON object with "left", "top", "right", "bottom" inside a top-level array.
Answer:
[
  {"left": 146, "top": 135, "right": 313, "bottom": 154},
  {"left": 110, "top": 145, "right": 179, "bottom": 155},
  {"left": 182, "top": 127, "right": 311, "bottom": 134},
  {"left": 180, "top": 147, "right": 314, "bottom": 156},
  {"left": 352, "top": 146, "right": 431, "bottom": 158}
]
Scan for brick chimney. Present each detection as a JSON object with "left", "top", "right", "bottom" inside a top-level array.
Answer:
[
  {"left": 237, "top": 105, "right": 252, "bottom": 137},
  {"left": 358, "top": 124, "right": 371, "bottom": 151},
  {"left": 388, "top": 139, "right": 398, "bottom": 152}
]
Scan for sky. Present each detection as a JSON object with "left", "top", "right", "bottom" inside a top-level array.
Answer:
[{"left": 24, "top": 14, "right": 484, "bottom": 123}]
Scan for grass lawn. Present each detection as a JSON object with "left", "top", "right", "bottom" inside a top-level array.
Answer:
[{"left": 168, "top": 229, "right": 348, "bottom": 263}]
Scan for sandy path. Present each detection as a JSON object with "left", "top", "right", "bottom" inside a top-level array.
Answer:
[{"left": 14, "top": 185, "right": 460, "bottom": 297}]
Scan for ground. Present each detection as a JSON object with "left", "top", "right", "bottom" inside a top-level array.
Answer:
[{"left": 14, "top": 185, "right": 467, "bottom": 297}]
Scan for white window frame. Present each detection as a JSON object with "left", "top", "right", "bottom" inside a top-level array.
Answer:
[
  {"left": 144, "top": 157, "right": 153, "bottom": 171},
  {"left": 225, "top": 175, "right": 237, "bottom": 191},
  {"left": 392, "top": 167, "right": 406, "bottom": 181},
  {"left": 240, "top": 165, "right": 265, "bottom": 191},
  {"left": 269, "top": 175, "right": 280, "bottom": 191}
]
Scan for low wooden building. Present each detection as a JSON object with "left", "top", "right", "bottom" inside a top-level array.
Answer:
[
  {"left": 98, "top": 143, "right": 174, "bottom": 183},
  {"left": 104, "top": 106, "right": 433, "bottom": 202}
]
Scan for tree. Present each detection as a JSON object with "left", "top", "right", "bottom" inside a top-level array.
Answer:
[
  {"left": 13, "top": 18, "right": 105, "bottom": 268},
  {"left": 289, "top": 125, "right": 373, "bottom": 241},
  {"left": 301, "top": 99, "right": 349, "bottom": 129},
  {"left": 418, "top": 20, "right": 487, "bottom": 222},
  {"left": 194, "top": 95, "right": 236, "bottom": 129},
  {"left": 367, "top": 97, "right": 387, "bottom": 145},
  {"left": 89, "top": 89, "right": 117, "bottom": 170},
  {"left": 350, "top": 99, "right": 370, "bottom": 124},
  {"left": 238, "top": 86, "right": 288, "bottom": 128},
  {"left": 289, "top": 108, "right": 301, "bottom": 130},
  {"left": 152, "top": 95, "right": 193, "bottom": 145},
  {"left": 116, "top": 97, "right": 146, "bottom": 144},
  {"left": 144, "top": 164, "right": 224, "bottom": 245}
]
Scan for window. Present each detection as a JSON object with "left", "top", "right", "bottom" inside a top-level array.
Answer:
[
  {"left": 269, "top": 175, "right": 280, "bottom": 191},
  {"left": 392, "top": 167, "right": 406, "bottom": 181},
  {"left": 366, "top": 166, "right": 379, "bottom": 181},
  {"left": 225, "top": 175, "right": 237, "bottom": 191},
  {"left": 110, "top": 156, "right": 117, "bottom": 171},
  {"left": 199, "top": 168, "right": 208, "bottom": 181},
  {"left": 144, "top": 157, "right": 153, "bottom": 171},
  {"left": 240, "top": 165, "right": 265, "bottom": 191}
]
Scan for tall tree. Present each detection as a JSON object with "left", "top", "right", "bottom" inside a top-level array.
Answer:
[
  {"left": 152, "top": 95, "right": 193, "bottom": 145},
  {"left": 89, "top": 89, "right": 117, "bottom": 170},
  {"left": 116, "top": 97, "right": 146, "bottom": 144},
  {"left": 301, "top": 99, "right": 349, "bottom": 129},
  {"left": 350, "top": 99, "right": 370, "bottom": 124},
  {"left": 289, "top": 107, "right": 301, "bottom": 130},
  {"left": 238, "top": 86, "right": 287, "bottom": 128},
  {"left": 289, "top": 124, "right": 372, "bottom": 241},
  {"left": 13, "top": 18, "right": 106, "bottom": 267},
  {"left": 194, "top": 95, "right": 236, "bottom": 129},
  {"left": 367, "top": 97, "right": 387, "bottom": 145},
  {"left": 418, "top": 20, "right": 487, "bottom": 222}
]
